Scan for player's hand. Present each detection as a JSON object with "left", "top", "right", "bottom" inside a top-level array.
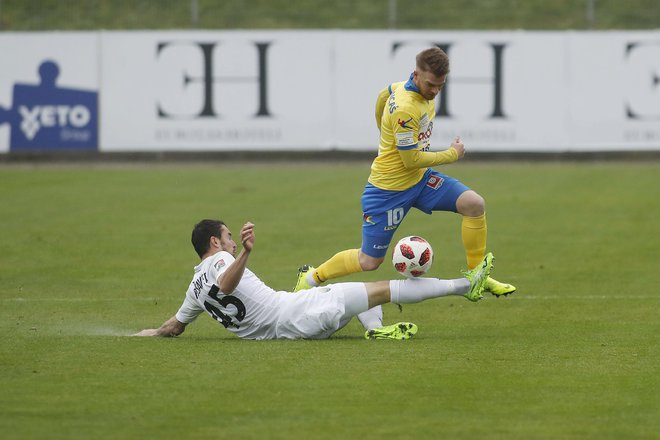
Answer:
[
  {"left": 240, "top": 222, "right": 255, "bottom": 252},
  {"left": 133, "top": 329, "right": 159, "bottom": 336},
  {"left": 450, "top": 136, "right": 465, "bottom": 159}
]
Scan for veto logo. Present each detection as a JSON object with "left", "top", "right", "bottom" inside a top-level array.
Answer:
[
  {"left": 19, "top": 105, "right": 91, "bottom": 140},
  {"left": 0, "top": 60, "right": 98, "bottom": 151}
]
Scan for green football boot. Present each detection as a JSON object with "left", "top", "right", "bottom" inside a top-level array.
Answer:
[
  {"left": 365, "top": 322, "right": 418, "bottom": 340},
  {"left": 293, "top": 265, "right": 315, "bottom": 292},
  {"left": 485, "top": 276, "right": 516, "bottom": 297},
  {"left": 463, "top": 252, "right": 494, "bottom": 302}
]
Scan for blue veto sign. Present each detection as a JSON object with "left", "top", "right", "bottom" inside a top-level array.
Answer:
[{"left": 0, "top": 60, "right": 98, "bottom": 151}]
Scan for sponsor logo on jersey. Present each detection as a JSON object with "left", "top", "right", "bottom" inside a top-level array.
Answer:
[
  {"left": 426, "top": 175, "right": 444, "bottom": 190},
  {"left": 418, "top": 121, "right": 434, "bottom": 142},
  {"left": 363, "top": 214, "right": 375, "bottom": 225},
  {"left": 397, "top": 117, "right": 413, "bottom": 129},
  {"left": 396, "top": 131, "right": 415, "bottom": 147},
  {"left": 214, "top": 259, "right": 226, "bottom": 270}
]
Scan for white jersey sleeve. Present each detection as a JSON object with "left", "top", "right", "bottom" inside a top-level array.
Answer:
[{"left": 175, "top": 294, "right": 204, "bottom": 324}]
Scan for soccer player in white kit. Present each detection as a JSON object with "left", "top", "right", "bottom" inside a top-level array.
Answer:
[{"left": 134, "top": 219, "right": 494, "bottom": 340}]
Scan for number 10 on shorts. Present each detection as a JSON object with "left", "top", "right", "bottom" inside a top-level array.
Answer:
[{"left": 387, "top": 208, "right": 404, "bottom": 228}]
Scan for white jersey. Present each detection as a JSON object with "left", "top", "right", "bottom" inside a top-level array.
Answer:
[{"left": 174, "top": 251, "right": 352, "bottom": 340}]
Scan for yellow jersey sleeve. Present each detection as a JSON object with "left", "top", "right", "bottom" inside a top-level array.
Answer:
[
  {"left": 374, "top": 85, "right": 391, "bottom": 130},
  {"left": 398, "top": 146, "right": 459, "bottom": 169}
]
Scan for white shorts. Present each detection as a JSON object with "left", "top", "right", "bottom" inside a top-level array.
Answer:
[{"left": 275, "top": 283, "right": 368, "bottom": 339}]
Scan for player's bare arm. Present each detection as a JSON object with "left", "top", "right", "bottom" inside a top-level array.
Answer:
[
  {"left": 218, "top": 222, "right": 255, "bottom": 294},
  {"left": 134, "top": 316, "right": 186, "bottom": 337}
]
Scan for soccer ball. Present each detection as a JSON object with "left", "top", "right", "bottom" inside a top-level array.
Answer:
[{"left": 392, "top": 236, "right": 434, "bottom": 278}]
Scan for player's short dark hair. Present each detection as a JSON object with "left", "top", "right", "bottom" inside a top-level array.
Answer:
[
  {"left": 191, "top": 219, "right": 226, "bottom": 258},
  {"left": 416, "top": 47, "right": 450, "bottom": 76}
]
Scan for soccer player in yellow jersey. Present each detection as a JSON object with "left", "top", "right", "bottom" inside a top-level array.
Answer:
[{"left": 295, "top": 47, "right": 515, "bottom": 338}]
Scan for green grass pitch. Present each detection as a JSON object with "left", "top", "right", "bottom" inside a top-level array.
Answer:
[{"left": 1, "top": 161, "right": 658, "bottom": 439}]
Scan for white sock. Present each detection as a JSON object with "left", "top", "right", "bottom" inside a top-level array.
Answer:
[
  {"left": 389, "top": 278, "right": 469, "bottom": 304},
  {"left": 357, "top": 305, "right": 383, "bottom": 330},
  {"left": 306, "top": 272, "right": 319, "bottom": 287}
]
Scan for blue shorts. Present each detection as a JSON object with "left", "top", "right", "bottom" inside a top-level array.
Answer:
[{"left": 360, "top": 169, "right": 470, "bottom": 258}]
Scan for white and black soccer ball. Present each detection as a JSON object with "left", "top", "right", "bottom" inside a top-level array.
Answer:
[{"left": 392, "top": 236, "right": 434, "bottom": 278}]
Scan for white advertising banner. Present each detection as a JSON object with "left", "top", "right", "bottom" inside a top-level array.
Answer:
[
  {"left": 565, "top": 32, "right": 660, "bottom": 149},
  {"left": 1, "top": 30, "right": 659, "bottom": 153},
  {"left": 100, "top": 31, "right": 335, "bottom": 151},
  {"left": 332, "top": 32, "right": 569, "bottom": 151}
]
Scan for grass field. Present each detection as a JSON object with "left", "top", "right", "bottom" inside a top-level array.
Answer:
[
  {"left": 1, "top": 161, "right": 659, "bottom": 439},
  {"left": 2, "top": 0, "right": 660, "bottom": 30}
]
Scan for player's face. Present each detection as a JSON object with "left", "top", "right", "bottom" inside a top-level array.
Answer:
[
  {"left": 414, "top": 69, "right": 446, "bottom": 101},
  {"left": 218, "top": 225, "right": 237, "bottom": 256}
]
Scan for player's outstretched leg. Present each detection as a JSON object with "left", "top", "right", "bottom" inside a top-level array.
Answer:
[
  {"left": 463, "top": 252, "right": 494, "bottom": 302},
  {"left": 485, "top": 276, "right": 516, "bottom": 297},
  {"left": 365, "top": 322, "right": 418, "bottom": 340},
  {"left": 294, "top": 265, "right": 316, "bottom": 292}
]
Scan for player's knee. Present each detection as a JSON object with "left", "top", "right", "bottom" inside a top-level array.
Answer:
[
  {"left": 365, "top": 281, "right": 391, "bottom": 308},
  {"left": 457, "top": 191, "right": 485, "bottom": 217},
  {"left": 359, "top": 254, "right": 384, "bottom": 271}
]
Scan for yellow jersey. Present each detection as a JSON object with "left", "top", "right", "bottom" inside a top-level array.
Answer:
[{"left": 368, "top": 75, "right": 458, "bottom": 191}]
